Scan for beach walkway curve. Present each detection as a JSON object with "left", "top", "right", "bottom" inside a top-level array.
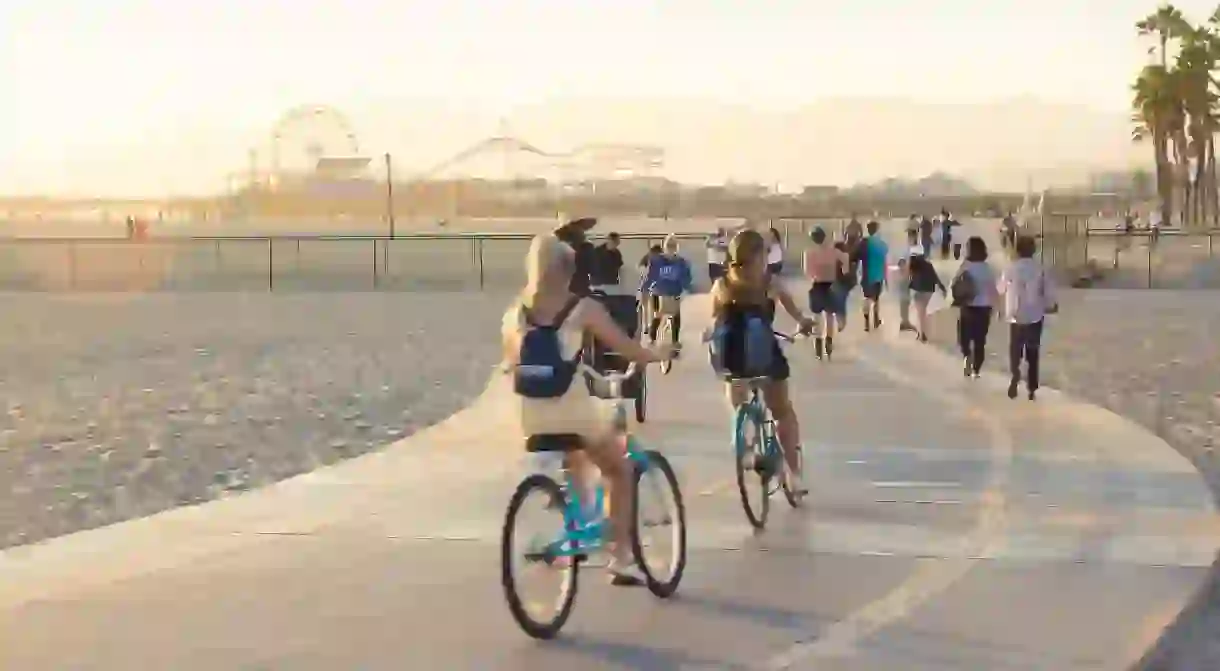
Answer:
[{"left": 1, "top": 292, "right": 1216, "bottom": 669}]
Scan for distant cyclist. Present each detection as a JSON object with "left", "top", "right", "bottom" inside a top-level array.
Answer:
[
  {"left": 710, "top": 229, "right": 815, "bottom": 495},
  {"left": 502, "top": 234, "right": 675, "bottom": 585},
  {"left": 644, "top": 234, "right": 694, "bottom": 350}
]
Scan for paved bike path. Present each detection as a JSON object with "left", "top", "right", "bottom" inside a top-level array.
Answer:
[{"left": 0, "top": 292, "right": 1214, "bottom": 669}]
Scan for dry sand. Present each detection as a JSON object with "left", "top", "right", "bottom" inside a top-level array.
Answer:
[{"left": 0, "top": 291, "right": 511, "bottom": 549}]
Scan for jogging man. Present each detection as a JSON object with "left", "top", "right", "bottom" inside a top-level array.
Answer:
[{"left": 860, "top": 220, "right": 889, "bottom": 332}]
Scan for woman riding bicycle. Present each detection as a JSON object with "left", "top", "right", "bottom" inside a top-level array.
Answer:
[
  {"left": 502, "top": 234, "right": 675, "bottom": 585},
  {"left": 643, "top": 234, "right": 694, "bottom": 348},
  {"left": 711, "top": 229, "right": 815, "bottom": 494}
]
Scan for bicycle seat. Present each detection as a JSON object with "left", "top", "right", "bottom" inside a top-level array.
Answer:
[{"left": 525, "top": 433, "right": 583, "bottom": 453}]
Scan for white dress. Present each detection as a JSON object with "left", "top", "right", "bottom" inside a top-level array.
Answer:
[{"left": 502, "top": 299, "right": 617, "bottom": 440}]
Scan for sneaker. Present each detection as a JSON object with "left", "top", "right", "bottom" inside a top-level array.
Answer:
[
  {"left": 963, "top": 358, "right": 972, "bottom": 377},
  {"left": 1007, "top": 379, "right": 1019, "bottom": 399},
  {"left": 899, "top": 322, "right": 916, "bottom": 332},
  {"left": 607, "top": 558, "right": 645, "bottom": 587},
  {"left": 874, "top": 317, "right": 882, "bottom": 330},
  {"left": 1028, "top": 389, "right": 1037, "bottom": 401},
  {"left": 972, "top": 371, "right": 981, "bottom": 379}
]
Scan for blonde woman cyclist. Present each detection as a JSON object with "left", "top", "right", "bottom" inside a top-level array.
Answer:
[
  {"left": 502, "top": 234, "right": 675, "bottom": 585},
  {"left": 711, "top": 230, "right": 815, "bottom": 494}
]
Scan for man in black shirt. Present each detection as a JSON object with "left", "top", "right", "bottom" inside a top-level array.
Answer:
[
  {"left": 554, "top": 217, "right": 597, "bottom": 295},
  {"left": 590, "top": 232, "right": 624, "bottom": 286}
]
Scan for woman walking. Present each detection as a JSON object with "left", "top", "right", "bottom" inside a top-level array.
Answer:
[
  {"left": 950, "top": 236, "right": 1000, "bottom": 378},
  {"left": 766, "top": 227, "right": 785, "bottom": 276},
  {"left": 907, "top": 248, "right": 946, "bottom": 342},
  {"left": 998, "top": 235, "right": 1058, "bottom": 400}
]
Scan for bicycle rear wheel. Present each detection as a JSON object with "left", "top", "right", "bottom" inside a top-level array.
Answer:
[
  {"left": 734, "top": 403, "right": 770, "bottom": 530},
  {"left": 501, "top": 474, "right": 579, "bottom": 639},
  {"left": 632, "top": 450, "right": 687, "bottom": 598},
  {"left": 782, "top": 445, "right": 806, "bottom": 508}
]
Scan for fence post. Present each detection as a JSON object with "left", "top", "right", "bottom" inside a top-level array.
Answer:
[
  {"left": 1147, "top": 238, "right": 1153, "bottom": 289},
  {"left": 477, "top": 237, "right": 486, "bottom": 289},
  {"left": 67, "top": 244, "right": 77, "bottom": 290}
]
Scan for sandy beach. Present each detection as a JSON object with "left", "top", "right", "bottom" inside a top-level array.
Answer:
[{"left": 0, "top": 291, "right": 511, "bottom": 549}]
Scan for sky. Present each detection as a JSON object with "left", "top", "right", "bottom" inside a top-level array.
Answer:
[{"left": 3, "top": 0, "right": 1218, "bottom": 195}]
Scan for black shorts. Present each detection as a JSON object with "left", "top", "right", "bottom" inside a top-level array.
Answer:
[
  {"left": 725, "top": 344, "right": 790, "bottom": 382},
  {"left": 708, "top": 263, "right": 725, "bottom": 282},
  {"left": 767, "top": 262, "right": 783, "bottom": 276},
  {"left": 862, "top": 281, "right": 883, "bottom": 300},
  {"left": 808, "top": 282, "right": 834, "bottom": 314}
]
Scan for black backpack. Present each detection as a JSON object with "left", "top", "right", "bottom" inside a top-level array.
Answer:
[
  {"left": 512, "top": 298, "right": 583, "bottom": 399},
  {"left": 951, "top": 269, "right": 978, "bottom": 305}
]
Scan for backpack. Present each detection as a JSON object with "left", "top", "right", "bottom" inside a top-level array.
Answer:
[
  {"left": 709, "top": 312, "right": 774, "bottom": 378},
  {"left": 512, "top": 298, "right": 583, "bottom": 399},
  {"left": 951, "top": 269, "right": 978, "bottom": 305}
]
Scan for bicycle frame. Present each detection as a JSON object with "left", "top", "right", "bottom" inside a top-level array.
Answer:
[
  {"left": 537, "top": 442, "right": 652, "bottom": 560},
  {"left": 532, "top": 363, "right": 655, "bottom": 561},
  {"left": 735, "top": 382, "right": 780, "bottom": 471}
]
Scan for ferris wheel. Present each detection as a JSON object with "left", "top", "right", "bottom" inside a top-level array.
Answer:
[{"left": 269, "top": 104, "right": 362, "bottom": 178}]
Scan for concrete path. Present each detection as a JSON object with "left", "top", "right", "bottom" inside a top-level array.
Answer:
[{"left": 1, "top": 253, "right": 1216, "bottom": 669}]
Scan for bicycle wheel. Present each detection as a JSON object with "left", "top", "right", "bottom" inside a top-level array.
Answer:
[
  {"left": 501, "top": 474, "right": 579, "bottom": 639},
  {"left": 782, "top": 445, "right": 806, "bottom": 508},
  {"left": 734, "top": 403, "right": 770, "bottom": 530},
  {"left": 659, "top": 318, "right": 673, "bottom": 375},
  {"left": 632, "top": 450, "right": 687, "bottom": 598}
]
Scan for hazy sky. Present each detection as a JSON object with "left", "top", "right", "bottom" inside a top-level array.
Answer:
[{"left": 3, "top": 0, "right": 1216, "bottom": 195}]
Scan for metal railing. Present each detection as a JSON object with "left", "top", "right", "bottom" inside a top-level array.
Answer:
[
  {"left": 0, "top": 231, "right": 709, "bottom": 292},
  {"left": 1035, "top": 214, "right": 1220, "bottom": 289}
]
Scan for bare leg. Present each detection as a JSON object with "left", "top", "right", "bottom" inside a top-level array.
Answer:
[
  {"left": 578, "top": 437, "right": 634, "bottom": 565},
  {"left": 762, "top": 380, "right": 802, "bottom": 480}
]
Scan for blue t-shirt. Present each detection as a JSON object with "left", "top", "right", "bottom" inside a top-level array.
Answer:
[
  {"left": 645, "top": 255, "right": 694, "bottom": 297},
  {"left": 863, "top": 237, "right": 888, "bottom": 284}
]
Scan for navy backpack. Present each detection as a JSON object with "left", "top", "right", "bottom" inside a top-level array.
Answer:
[{"left": 513, "top": 298, "right": 583, "bottom": 399}]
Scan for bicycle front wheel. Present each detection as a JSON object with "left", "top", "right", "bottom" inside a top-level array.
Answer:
[
  {"left": 659, "top": 318, "right": 674, "bottom": 375},
  {"left": 734, "top": 403, "right": 770, "bottom": 530},
  {"left": 632, "top": 450, "right": 687, "bottom": 598},
  {"left": 501, "top": 474, "right": 579, "bottom": 639}
]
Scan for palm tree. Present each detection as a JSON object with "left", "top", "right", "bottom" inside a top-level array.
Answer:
[
  {"left": 1132, "top": 64, "right": 1181, "bottom": 226},
  {"left": 1136, "top": 4, "right": 1191, "bottom": 226},
  {"left": 1174, "top": 28, "right": 1218, "bottom": 227}
]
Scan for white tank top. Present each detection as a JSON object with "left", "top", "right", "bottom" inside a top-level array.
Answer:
[{"left": 767, "top": 243, "right": 783, "bottom": 265}]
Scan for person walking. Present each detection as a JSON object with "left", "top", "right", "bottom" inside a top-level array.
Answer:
[
  {"left": 590, "top": 232, "right": 624, "bottom": 287},
  {"left": 950, "top": 236, "right": 1000, "bottom": 378},
  {"left": 859, "top": 221, "right": 889, "bottom": 332},
  {"left": 766, "top": 227, "right": 786, "bottom": 276},
  {"left": 706, "top": 228, "right": 729, "bottom": 283},
  {"left": 907, "top": 249, "right": 946, "bottom": 342},
  {"left": 998, "top": 235, "right": 1058, "bottom": 400},
  {"left": 554, "top": 217, "right": 598, "bottom": 296}
]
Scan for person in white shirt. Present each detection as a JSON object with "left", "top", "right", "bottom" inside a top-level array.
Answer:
[
  {"left": 997, "top": 235, "right": 1058, "bottom": 401},
  {"left": 706, "top": 228, "right": 728, "bottom": 282},
  {"left": 766, "top": 227, "right": 785, "bottom": 276}
]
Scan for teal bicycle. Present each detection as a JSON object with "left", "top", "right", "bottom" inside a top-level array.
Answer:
[
  {"left": 500, "top": 362, "right": 687, "bottom": 640},
  {"left": 731, "top": 331, "right": 807, "bottom": 530}
]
